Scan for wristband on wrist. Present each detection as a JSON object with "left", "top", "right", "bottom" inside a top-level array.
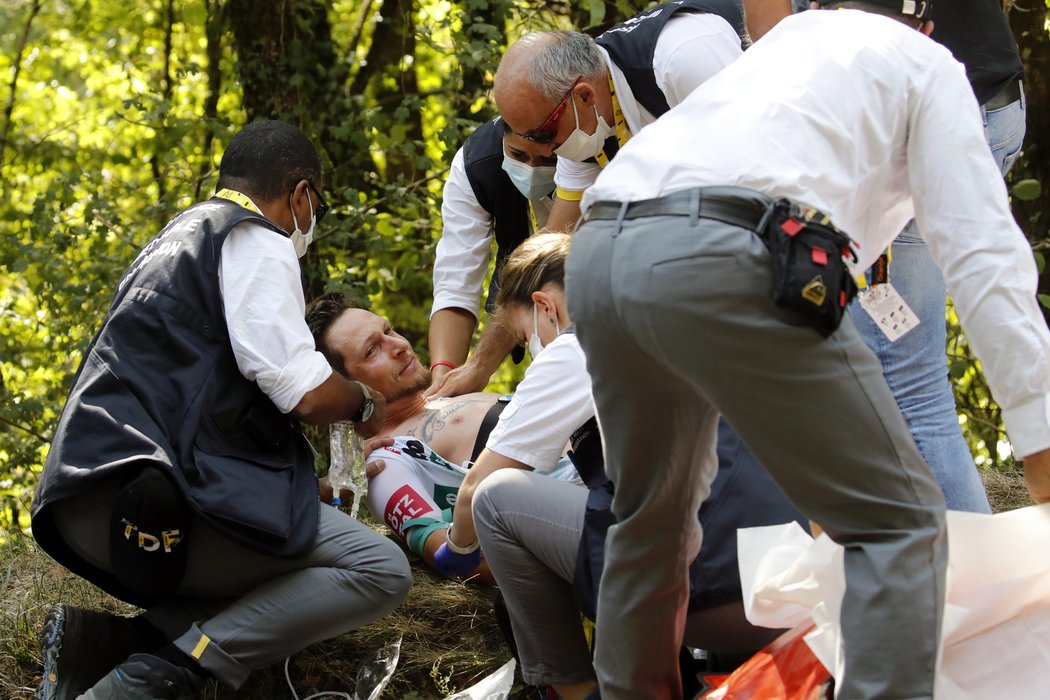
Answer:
[
  {"left": 351, "top": 381, "right": 375, "bottom": 423},
  {"left": 430, "top": 360, "right": 457, "bottom": 372},
  {"left": 445, "top": 526, "right": 480, "bottom": 554}
]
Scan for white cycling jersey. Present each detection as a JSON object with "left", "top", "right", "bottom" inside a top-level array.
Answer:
[{"left": 365, "top": 436, "right": 580, "bottom": 552}]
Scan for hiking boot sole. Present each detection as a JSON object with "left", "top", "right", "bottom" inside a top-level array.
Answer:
[{"left": 36, "top": 604, "right": 66, "bottom": 700}]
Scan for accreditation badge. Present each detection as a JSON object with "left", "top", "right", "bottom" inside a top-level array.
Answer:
[{"left": 858, "top": 283, "right": 920, "bottom": 342}]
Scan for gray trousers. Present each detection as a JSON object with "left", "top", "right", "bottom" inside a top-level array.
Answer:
[
  {"left": 473, "top": 468, "right": 782, "bottom": 688},
  {"left": 52, "top": 479, "right": 412, "bottom": 688},
  {"left": 564, "top": 210, "right": 947, "bottom": 700}
]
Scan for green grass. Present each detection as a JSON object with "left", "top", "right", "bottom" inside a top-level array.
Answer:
[
  {"left": 0, "top": 523, "right": 516, "bottom": 700},
  {"left": 1, "top": 466, "right": 1031, "bottom": 699}
]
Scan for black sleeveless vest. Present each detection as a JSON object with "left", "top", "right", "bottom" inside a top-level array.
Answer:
[
  {"left": 462, "top": 117, "right": 554, "bottom": 314},
  {"left": 596, "top": 0, "right": 746, "bottom": 118},
  {"left": 33, "top": 199, "right": 319, "bottom": 595}
]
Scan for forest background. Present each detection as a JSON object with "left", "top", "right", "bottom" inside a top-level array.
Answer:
[{"left": 1, "top": 0, "right": 1049, "bottom": 536}]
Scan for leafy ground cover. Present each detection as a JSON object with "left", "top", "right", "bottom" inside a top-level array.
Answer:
[
  {"left": 0, "top": 515, "right": 518, "bottom": 700},
  {"left": 0, "top": 467, "right": 1030, "bottom": 699}
]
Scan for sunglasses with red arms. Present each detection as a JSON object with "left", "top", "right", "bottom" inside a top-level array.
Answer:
[{"left": 519, "top": 77, "right": 581, "bottom": 144}]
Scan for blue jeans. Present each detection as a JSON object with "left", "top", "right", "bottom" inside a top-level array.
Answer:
[{"left": 847, "top": 90, "right": 1025, "bottom": 513}]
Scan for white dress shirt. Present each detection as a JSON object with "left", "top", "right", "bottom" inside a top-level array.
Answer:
[
  {"left": 486, "top": 331, "right": 595, "bottom": 473},
  {"left": 554, "top": 11, "right": 744, "bottom": 194},
  {"left": 431, "top": 146, "right": 552, "bottom": 319},
  {"left": 582, "top": 9, "right": 1050, "bottom": 458},
  {"left": 218, "top": 215, "right": 332, "bottom": 414}
]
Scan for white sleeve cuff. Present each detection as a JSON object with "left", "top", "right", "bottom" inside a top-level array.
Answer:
[
  {"left": 1002, "top": 394, "right": 1050, "bottom": 459},
  {"left": 258, "top": 351, "right": 333, "bottom": 415},
  {"left": 430, "top": 293, "right": 483, "bottom": 319}
]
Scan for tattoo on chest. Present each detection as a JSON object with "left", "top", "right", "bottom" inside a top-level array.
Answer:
[{"left": 404, "top": 397, "right": 489, "bottom": 445}]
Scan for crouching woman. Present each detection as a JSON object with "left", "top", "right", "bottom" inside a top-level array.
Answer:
[{"left": 436, "top": 232, "right": 808, "bottom": 699}]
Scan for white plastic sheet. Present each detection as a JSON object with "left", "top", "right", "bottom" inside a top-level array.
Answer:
[
  {"left": 737, "top": 504, "right": 1050, "bottom": 698},
  {"left": 442, "top": 658, "right": 517, "bottom": 700}
]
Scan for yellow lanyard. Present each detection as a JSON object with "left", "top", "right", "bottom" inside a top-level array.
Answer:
[
  {"left": 527, "top": 201, "right": 538, "bottom": 232},
  {"left": 214, "top": 188, "right": 263, "bottom": 216},
  {"left": 594, "top": 72, "right": 633, "bottom": 169}
]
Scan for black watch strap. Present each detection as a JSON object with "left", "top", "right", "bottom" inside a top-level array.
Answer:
[{"left": 351, "top": 382, "right": 374, "bottom": 423}]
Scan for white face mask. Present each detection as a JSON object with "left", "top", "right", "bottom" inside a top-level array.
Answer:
[
  {"left": 501, "top": 155, "right": 556, "bottom": 201},
  {"left": 528, "top": 302, "right": 561, "bottom": 360},
  {"left": 289, "top": 189, "right": 316, "bottom": 258},
  {"left": 554, "top": 97, "right": 615, "bottom": 163}
]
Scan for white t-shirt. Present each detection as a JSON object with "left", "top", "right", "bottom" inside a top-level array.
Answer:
[
  {"left": 582, "top": 10, "right": 1050, "bottom": 458},
  {"left": 217, "top": 214, "right": 332, "bottom": 414},
  {"left": 486, "top": 331, "right": 596, "bottom": 473},
  {"left": 554, "top": 11, "right": 744, "bottom": 194}
]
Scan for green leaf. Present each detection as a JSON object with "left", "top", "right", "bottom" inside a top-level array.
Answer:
[
  {"left": 1011, "top": 178, "right": 1041, "bottom": 201},
  {"left": 182, "top": 1, "right": 207, "bottom": 26},
  {"left": 1039, "top": 294, "right": 1050, "bottom": 310},
  {"left": 589, "top": 0, "right": 606, "bottom": 27}
]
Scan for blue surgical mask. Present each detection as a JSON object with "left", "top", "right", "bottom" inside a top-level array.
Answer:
[{"left": 501, "top": 156, "right": 556, "bottom": 201}]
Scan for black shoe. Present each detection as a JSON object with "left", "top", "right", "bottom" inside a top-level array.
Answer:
[
  {"left": 36, "top": 604, "right": 149, "bottom": 700},
  {"left": 78, "top": 653, "right": 203, "bottom": 700}
]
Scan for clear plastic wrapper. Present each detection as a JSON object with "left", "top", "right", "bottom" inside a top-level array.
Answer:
[
  {"left": 353, "top": 636, "right": 402, "bottom": 700},
  {"left": 441, "top": 658, "right": 516, "bottom": 700},
  {"left": 329, "top": 421, "right": 368, "bottom": 518}
]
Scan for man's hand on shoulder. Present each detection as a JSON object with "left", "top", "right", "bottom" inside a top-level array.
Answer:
[
  {"left": 425, "top": 362, "right": 489, "bottom": 399},
  {"left": 363, "top": 435, "right": 393, "bottom": 479},
  {"left": 429, "top": 363, "right": 454, "bottom": 385},
  {"left": 427, "top": 311, "right": 517, "bottom": 398}
]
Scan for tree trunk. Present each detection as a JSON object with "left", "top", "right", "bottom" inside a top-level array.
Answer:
[
  {"left": 0, "top": 0, "right": 43, "bottom": 198},
  {"left": 195, "top": 0, "right": 226, "bottom": 200},
  {"left": 226, "top": 0, "right": 342, "bottom": 127},
  {"left": 350, "top": 0, "right": 422, "bottom": 182},
  {"left": 151, "top": 0, "right": 175, "bottom": 201}
]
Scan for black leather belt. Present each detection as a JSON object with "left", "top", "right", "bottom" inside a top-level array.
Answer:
[
  {"left": 984, "top": 79, "right": 1023, "bottom": 111},
  {"left": 587, "top": 187, "right": 772, "bottom": 232}
]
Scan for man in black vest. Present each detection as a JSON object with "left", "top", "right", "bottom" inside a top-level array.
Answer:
[
  {"left": 496, "top": 0, "right": 746, "bottom": 233},
  {"left": 427, "top": 117, "right": 556, "bottom": 395},
  {"left": 428, "top": 0, "right": 746, "bottom": 398},
  {"left": 31, "top": 120, "right": 411, "bottom": 700}
]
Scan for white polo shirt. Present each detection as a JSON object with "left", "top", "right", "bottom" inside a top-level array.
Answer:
[{"left": 486, "top": 331, "right": 596, "bottom": 473}]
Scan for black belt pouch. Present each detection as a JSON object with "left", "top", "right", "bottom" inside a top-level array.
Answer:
[{"left": 763, "top": 200, "right": 858, "bottom": 337}]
